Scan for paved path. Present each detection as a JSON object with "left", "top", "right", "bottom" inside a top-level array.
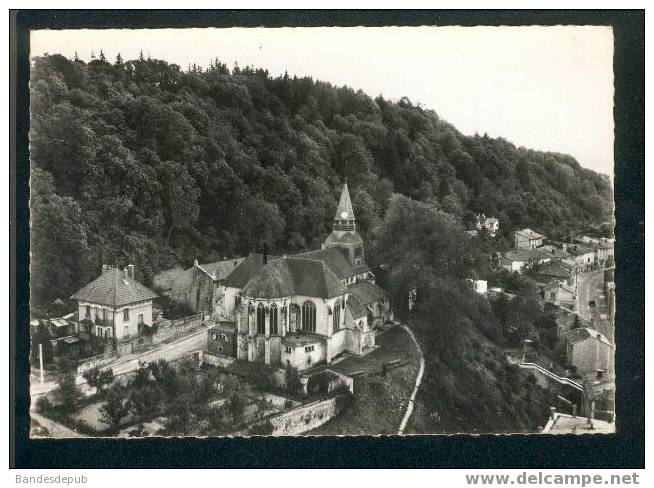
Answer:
[
  {"left": 397, "top": 324, "right": 424, "bottom": 435},
  {"left": 30, "top": 411, "right": 83, "bottom": 438}
]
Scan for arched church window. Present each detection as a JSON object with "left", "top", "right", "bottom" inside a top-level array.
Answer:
[
  {"left": 333, "top": 301, "right": 341, "bottom": 333},
  {"left": 270, "top": 303, "right": 278, "bottom": 335},
  {"left": 302, "top": 300, "right": 316, "bottom": 333},
  {"left": 256, "top": 303, "right": 266, "bottom": 335}
]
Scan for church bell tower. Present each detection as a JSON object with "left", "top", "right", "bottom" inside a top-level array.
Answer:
[{"left": 323, "top": 181, "right": 365, "bottom": 268}]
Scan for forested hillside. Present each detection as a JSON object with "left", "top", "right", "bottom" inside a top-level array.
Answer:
[{"left": 29, "top": 53, "right": 612, "bottom": 314}]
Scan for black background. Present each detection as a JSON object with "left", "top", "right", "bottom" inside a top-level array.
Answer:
[{"left": 10, "top": 9, "right": 645, "bottom": 469}]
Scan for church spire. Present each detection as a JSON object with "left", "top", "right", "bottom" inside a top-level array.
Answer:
[{"left": 334, "top": 181, "right": 355, "bottom": 223}]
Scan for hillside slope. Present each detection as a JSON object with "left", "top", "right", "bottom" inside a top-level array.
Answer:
[{"left": 29, "top": 54, "right": 612, "bottom": 312}]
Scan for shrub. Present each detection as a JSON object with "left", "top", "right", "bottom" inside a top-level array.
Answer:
[
  {"left": 35, "top": 396, "right": 53, "bottom": 414},
  {"left": 284, "top": 366, "right": 302, "bottom": 395},
  {"left": 249, "top": 421, "right": 273, "bottom": 435}
]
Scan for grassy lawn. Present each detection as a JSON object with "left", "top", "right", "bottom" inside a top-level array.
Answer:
[{"left": 309, "top": 326, "right": 420, "bottom": 435}]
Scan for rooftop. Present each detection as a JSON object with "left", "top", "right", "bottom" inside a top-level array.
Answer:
[
  {"left": 515, "top": 228, "right": 545, "bottom": 240},
  {"left": 241, "top": 257, "right": 347, "bottom": 299},
  {"left": 542, "top": 413, "right": 615, "bottom": 434},
  {"left": 348, "top": 281, "right": 388, "bottom": 305},
  {"left": 565, "top": 327, "right": 613, "bottom": 347},
  {"left": 223, "top": 253, "right": 281, "bottom": 289},
  {"left": 71, "top": 266, "right": 158, "bottom": 308},
  {"left": 503, "top": 249, "right": 549, "bottom": 262},
  {"left": 347, "top": 293, "right": 366, "bottom": 319},
  {"left": 198, "top": 257, "right": 247, "bottom": 281},
  {"left": 334, "top": 181, "right": 355, "bottom": 221},
  {"left": 298, "top": 246, "right": 358, "bottom": 280}
]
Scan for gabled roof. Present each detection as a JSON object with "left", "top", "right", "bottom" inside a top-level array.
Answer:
[
  {"left": 503, "top": 249, "right": 549, "bottom": 262},
  {"left": 515, "top": 228, "right": 545, "bottom": 240},
  {"left": 348, "top": 281, "right": 388, "bottom": 305},
  {"left": 565, "top": 327, "right": 613, "bottom": 347},
  {"left": 297, "top": 247, "right": 354, "bottom": 280},
  {"left": 535, "top": 260, "right": 573, "bottom": 279},
  {"left": 71, "top": 267, "right": 158, "bottom": 307},
  {"left": 347, "top": 293, "right": 367, "bottom": 319},
  {"left": 334, "top": 182, "right": 355, "bottom": 221},
  {"left": 542, "top": 281, "right": 575, "bottom": 295},
  {"left": 223, "top": 253, "right": 280, "bottom": 289},
  {"left": 199, "top": 258, "right": 247, "bottom": 281},
  {"left": 241, "top": 257, "right": 346, "bottom": 299}
]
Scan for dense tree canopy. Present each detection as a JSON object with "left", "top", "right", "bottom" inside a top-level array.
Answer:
[{"left": 29, "top": 53, "right": 612, "bottom": 314}]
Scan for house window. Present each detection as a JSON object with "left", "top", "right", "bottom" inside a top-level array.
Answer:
[
  {"left": 103, "top": 309, "right": 107, "bottom": 322},
  {"left": 285, "top": 346, "right": 292, "bottom": 354},
  {"left": 333, "top": 301, "right": 341, "bottom": 333},
  {"left": 305, "top": 345, "right": 314, "bottom": 353},
  {"left": 218, "top": 346, "right": 224, "bottom": 353},
  {"left": 124, "top": 325, "right": 129, "bottom": 336},
  {"left": 256, "top": 303, "right": 266, "bottom": 335},
  {"left": 302, "top": 300, "right": 316, "bottom": 333},
  {"left": 85, "top": 305, "right": 90, "bottom": 318},
  {"left": 550, "top": 292, "right": 556, "bottom": 301},
  {"left": 220, "top": 334, "right": 228, "bottom": 342},
  {"left": 138, "top": 313, "right": 144, "bottom": 325},
  {"left": 270, "top": 303, "right": 278, "bottom": 335},
  {"left": 123, "top": 308, "right": 130, "bottom": 321}
]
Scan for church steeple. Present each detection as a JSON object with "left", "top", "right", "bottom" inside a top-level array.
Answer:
[
  {"left": 323, "top": 181, "right": 365, "bottom": 269},
  {"left": 333, "top": 181, "right": 356, "bottom": 232}
]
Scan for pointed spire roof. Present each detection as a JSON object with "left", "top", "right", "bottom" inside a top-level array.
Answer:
[{"left": 335, "top": 181, "right": 355, "bottom": 221}]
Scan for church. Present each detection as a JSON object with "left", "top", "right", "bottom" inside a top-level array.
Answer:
[{"left": 207, "top": 182, "right": 393, "bottom": 371}]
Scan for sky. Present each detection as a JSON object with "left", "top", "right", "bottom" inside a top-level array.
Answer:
[{"left": 31, "top": 26, "right": 614, "bottom": 176}]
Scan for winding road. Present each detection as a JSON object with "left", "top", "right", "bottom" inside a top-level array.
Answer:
[{"left": 397, "top": 324, "right": 425, "bottom": 435}]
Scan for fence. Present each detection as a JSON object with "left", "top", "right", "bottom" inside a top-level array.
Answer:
[
  {"left": 151, "top": 313, "right": 203, "bottom": 345},
  {"left": 78, "top": 349, "right": 118, "bottom": 373},
  {"left": 518, "top": 362, "right": 583, "bottom": 391}
]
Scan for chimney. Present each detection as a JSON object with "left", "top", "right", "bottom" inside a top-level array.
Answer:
[
  {"left": 127, "top": 264, "right": 135, "bottom": 279},
  {"left": 123, "top": 267, "right": 129, "bottom": 279},
  {"left": 263, "top": 242, "right": 268, "bottom": 265},
  {"left": 194, "top": 259, "right": 199, "bottom": 267},
  {"left": 102, "top": 264, "right": 110, "bottom": 274},
  {"left": 550, "top": 407, "right": 556, "bottom": 420}
]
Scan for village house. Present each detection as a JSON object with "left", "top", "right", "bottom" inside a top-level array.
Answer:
[
  {"left": 540, "top": 281, "right": 576, "bottom": 308},
  {"left": 531, "top": 259, "right": 576, "bottom": 288},
  {"left": 168, "top": 257, "right": 246, "bottom": 318},
  {"left": 565, "top": 243, "right": 596, "bottom": 272},
  {"left": 514, "top": 228, "right": 546, "bottom": 250},
  {"left": 565, "top": 327, "right": 613, "bottom": 376},
  {"left": 550, "top": 307, "right": 588, "bottom": 338},
  {"left": 499, "top": 249, "right": 550, "bottom": 273},
  {"left": 476, "top": 214, "right": 499, "bottom": 237},
  {"left": 71, "top": 265, "right": 158, "bottom": 342}
]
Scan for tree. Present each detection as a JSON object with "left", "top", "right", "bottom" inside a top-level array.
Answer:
[
  {"left": 164, "top": 396, "right": 192, "bottom": 434},
  {"left": 157, "top": 161, "right": 200, "bottom": 242},
  {"left": 82, "top": 366, "right": 114, "bottom": 395},
  {"left": 226, "top": 391, "right": 246, "bottom": 427},
  {"left": 284, "top": 366, "right": 303, "bottom": 396},
  {"left": 99, "top": 384, "right": 130, "bottom": 433},
  {"left": 129, "top": 384, "right": 162, "bottom": 418},
  {"left": 30, "top": 322, "right": 54, "bottom": 366},
  {"left": 148, "top": 359, "right": 179, "bottom": 399},
  {"left": 54, "top": 371, "right": 79, "bottom": 420}
]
